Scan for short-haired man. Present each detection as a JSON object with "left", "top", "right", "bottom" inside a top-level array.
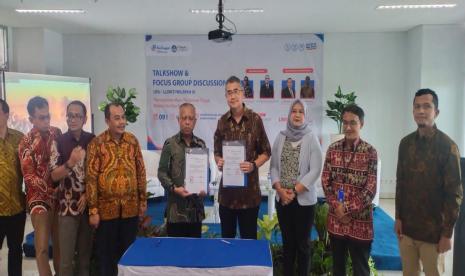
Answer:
[
  {"left": 86, "top": 103, "right": 146, "bottom": 276},
  {"left": 158, "top": 103, "right": 206, "bottom": 237},
  {"left": 259, "top": 75, "right": 274, "bottom": 99},
  {"left": 242, "top": 76, "right": 254, "bottom": 99},
  {"left": 50, "top": 101, "right": 95, "bottom": 276},
  {"left": 395, "top": 89, "right": 462, "bottom": 276},
  {"left": 322, "top": 104, "right": 378, "bottom": 276},
  {"left": 281, "top": 78, "right": 295, "bottom": 99},
  {"left": 214, "top": 76, "right": 271, "bottom": 239},
  {"left": 0, "top": 99, "right": 25, "bottom": 276},
  {"left": 300, "top": 76, "right": 315, "bottom": 99},
  {"left": 19, "top": 96, "right": 62, "bottom": 276}
]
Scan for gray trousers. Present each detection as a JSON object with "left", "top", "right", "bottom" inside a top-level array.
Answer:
[{"left": 58, "top": 214, "right": 93, "bottom": 276}]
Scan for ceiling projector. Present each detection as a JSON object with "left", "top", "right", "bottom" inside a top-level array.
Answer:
[{"left": 208, "top": 29, "right": 233, "bottom": 42}]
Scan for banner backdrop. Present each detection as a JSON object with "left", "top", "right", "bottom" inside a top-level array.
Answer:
[{"left": 146, "top": 34, "right": 324, "bottom": 150}]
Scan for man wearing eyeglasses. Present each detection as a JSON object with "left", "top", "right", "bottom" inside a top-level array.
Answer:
[
  {"left": 49, "top": 101, "right": 95, "bottom": 276},
  {"left": 19, "top": 96, "right": 62, "bottom": 276},
  {"left": 214, "top": 76, "right": 271, "bottom": 239},
  {"left": 322, "top": 104, "right": 378, "bottom": 276}
]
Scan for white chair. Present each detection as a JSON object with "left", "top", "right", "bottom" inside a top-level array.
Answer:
[{"left": 141, "top": 149, "right": 165, "bottom": 198}]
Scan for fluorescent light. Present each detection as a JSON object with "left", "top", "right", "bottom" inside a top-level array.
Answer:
[
  {"left": 190, "top": 9, "right": 264, "bottom": 14},
  {"left": 376, "top": 4, "right": 456, "bottom": 10},
  {"left": 16, "top": 9, "right": 86, "bottom": 14}
]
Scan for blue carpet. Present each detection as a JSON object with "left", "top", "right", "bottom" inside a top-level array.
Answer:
[
  {"left": 372, "top": 207, "right": 402, "bottom": 270},
  {"left": 147, "top": 198, "right": 401, "bottom": 271}
]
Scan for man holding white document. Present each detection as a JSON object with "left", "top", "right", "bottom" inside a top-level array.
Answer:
[
  {"left": 214, "top": 76, "right": 271, "bottom": 239},
  {"left": 158, "top": 103, "right": 207, "bottom": 238}
]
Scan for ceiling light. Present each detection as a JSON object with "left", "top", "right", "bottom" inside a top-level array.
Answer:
[
  {"left": 16, "top": 9, "right": 86, "bottom": 14},
  {"left": 190, "top": 9, "right": 263, "bottom": 14},
  {"left": 376, "top": 4, "right": 456, "bottom": 10}
]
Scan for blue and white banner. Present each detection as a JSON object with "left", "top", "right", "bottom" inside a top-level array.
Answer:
[{"left": 145, "top": 34, "right": 324, "bottom": 150}]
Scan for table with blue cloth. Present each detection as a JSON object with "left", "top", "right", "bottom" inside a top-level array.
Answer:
[{"left": 118, "top": 237, "right": 273, "bottom": 276}]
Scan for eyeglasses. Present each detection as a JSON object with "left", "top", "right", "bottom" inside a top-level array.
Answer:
[
  {"left": 342, "top": 120, "right": 360, "bottom": 127},
  {"left": 34, "top": 114, "right": 51, "bottom": 121},
  {"left": 66, "top": 113, "right": 84, "bottom": 121},
  {"left": 226, "top": 88, "right": 242, "bottom": 97}
]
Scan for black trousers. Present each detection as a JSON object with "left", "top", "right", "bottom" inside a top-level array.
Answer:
[
  {"left": 167, "top": 222, "right": 202, "bottom": 238},
  {"left": 96, "top": 216, "right": 139, "bottom": 276},
  {"left": 0, "top": 211, "right": 26, "bottom": 276},
  {"left": 276, "top": 199, "right": 315, "bottom": 276},
  {"left": 330, "top": 235, "right": 372, "bottom": 276},
  {"left": 219, "top": 205, "right": 259, "bottom": 239}
]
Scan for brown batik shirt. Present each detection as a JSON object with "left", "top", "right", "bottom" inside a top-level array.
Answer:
[
  {"left": 396, "top": 126, "right": 463, "bottom": 243},
  {"left": 214, "top": 105, "right": 271, "bottom": 209}
]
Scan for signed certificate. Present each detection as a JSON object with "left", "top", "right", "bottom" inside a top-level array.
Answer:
[
  {"left": 185, "top": 148, "right": 209, "bottom": 194},
  {"left": 222, "top": 141, "right": 247, "bottom": 187}
]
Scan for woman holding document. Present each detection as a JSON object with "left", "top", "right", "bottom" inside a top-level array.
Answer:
[{"left": 270, "top": 99, "right": 323, "bottom": 276}]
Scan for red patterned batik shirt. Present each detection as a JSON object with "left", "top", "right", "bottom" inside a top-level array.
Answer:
[
  {"left": 19, "top": 127, "right": 62, "bottom": 214},
  {"left": 322, "top": 138, "right": 378, "bottom": 241}
]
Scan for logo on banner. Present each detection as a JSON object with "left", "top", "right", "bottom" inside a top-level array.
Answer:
[
  {"left": 147, "top": 41, "right": 191, "bottom": 56},
  {"left": 284, "top": 42, "right": 317, "bottom": 52}
]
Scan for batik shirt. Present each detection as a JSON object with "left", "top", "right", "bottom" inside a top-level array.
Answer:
[
  {"left": 214, "top": 105, "right": 271, "bottom": 209},
  {"left": 158, "top": 132, "right": 206, "bottom": 223},
  {"left": 49, "top": 131, "right": 95, "bottom": 216},
  {"left": 0, "top": 128, "right": 25, "bottom": 216},
  {"left": 19, "top": 127, "right": 62, "bottom": 213},
  {"left": 396, "top": 127, "right": 462, "bottom": 243},
  {"left": 86, "top": 130, "right": 146, "bottom": 220},
  {"left": 322, "top": 138, "right": 378, "bottom": 241}
]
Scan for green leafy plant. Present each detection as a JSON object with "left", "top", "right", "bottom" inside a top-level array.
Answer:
[
  {"left": 311, "top": 202, "right": 333, "bottom": 275},
  {"left": 257, "top": 213, "right": 280, "bottom": 241},
  {"left": 98, "top": 86, "right": 140, "bottom": 123},
  {"left": 326, "top": 86, "right": 357, "bottom": 133}
]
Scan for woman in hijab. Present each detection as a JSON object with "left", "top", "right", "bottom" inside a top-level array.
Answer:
[{"left": 270, "top": 99, "right": 323, "bottom": 276}]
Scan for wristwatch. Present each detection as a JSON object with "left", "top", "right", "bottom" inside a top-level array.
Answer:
[{"left": 252, "top": 161, "right": 257, "bottom": 171}]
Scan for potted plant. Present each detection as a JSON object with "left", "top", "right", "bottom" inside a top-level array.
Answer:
[
  {"left": 98, "top": 86, "right": 141, "bottom": 123},
  {"left": 326, "top": 86, "right": 357, "bottom": 142}
]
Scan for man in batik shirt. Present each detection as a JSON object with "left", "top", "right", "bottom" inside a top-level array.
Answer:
[
  {"left": 322, "top": 104, "right": 377, "bottom": 276},
  {"left": 158, "top": 103, "right": 207, "bottom": 237},
  {"left": 86, "top": 103, "right": 146, "bottom": 276},
  {"left": 214, "top": 76, "right": 271, "bottom": 239},
  {"left": 0, "top": 99, "right": 25, "bottom": 276},
  {"left": 395, "top": 89, "right": 462, "bottom": 275},
  {"left": 19, "top": 96, "right": 62, "bottom": 276},
  {"left": 50, "top": 100, "right": 95, "bottom": 276}
]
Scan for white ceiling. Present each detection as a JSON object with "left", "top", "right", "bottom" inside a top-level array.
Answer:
[{"left": 0, "top": 0, "right": 464, "bottom": 34}]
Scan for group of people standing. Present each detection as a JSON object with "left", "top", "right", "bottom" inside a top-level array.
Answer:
[
  {"left": 0, "top": 96, "right": 146, "bottom": 276},
  {"left": 158, "top": 77, "right": 462, "bottom": 276},
  {"left": 0, "top": 75, "right": 462, "bottom": 276}
]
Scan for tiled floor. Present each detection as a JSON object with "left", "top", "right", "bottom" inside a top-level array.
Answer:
[{"left": 0, "top": 199, "right": 454, "bottom": 275}]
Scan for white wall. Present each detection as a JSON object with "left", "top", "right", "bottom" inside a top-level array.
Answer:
[
  {"left": 11, "top": 28, "right": 45, "bottom": 73},
  {"left": 323, "top": 32, "right": 409, "bottom": 197},
  {"left": 419, "top": 25, "right": 465, "bottom": 151},
  {"left": 44, "top": 29, "right": 63, "bottom": 75},
  {"left": 10, "top": 27, "right": 63, "bottom": 75},
  {"left": 62, "top": 34, "right": 147, "bottom": 138}
]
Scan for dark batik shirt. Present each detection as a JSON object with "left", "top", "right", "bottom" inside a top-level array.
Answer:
[
  {"left": 158, "top": 132, "right": 206, "bottom": 223},
  {"left": 214, "top": 105, "right": 271, "bottom": 209},
  {"left": 396, "top": 126, "right": 463, "bottom": 243},
  {"left": 49, "top": 131, "right": 95, "bottom": 216}
]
